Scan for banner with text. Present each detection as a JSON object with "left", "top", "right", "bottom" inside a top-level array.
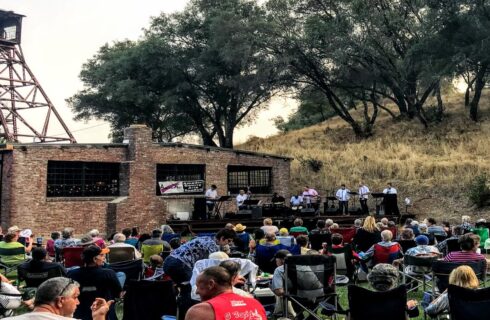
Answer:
[{"left": 158, "top": 180, "right": 205, "bottom": 194}]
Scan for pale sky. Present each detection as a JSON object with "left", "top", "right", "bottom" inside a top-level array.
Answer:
[{"left": 0, "top": 0, "right": 295, "bottom": 144}]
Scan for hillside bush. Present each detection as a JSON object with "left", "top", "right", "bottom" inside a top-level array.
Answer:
[{"left": 468, "top": 175, "right": 490, "bottom": 208}]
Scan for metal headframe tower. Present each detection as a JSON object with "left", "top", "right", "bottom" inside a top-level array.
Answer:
[{"left": 0, "top": 10, "right": 76, "bottom": 143}]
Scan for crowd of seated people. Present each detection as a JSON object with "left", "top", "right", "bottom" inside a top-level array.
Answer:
[{"left": 0, "top": 213, "right": 489, "bottom": 319}]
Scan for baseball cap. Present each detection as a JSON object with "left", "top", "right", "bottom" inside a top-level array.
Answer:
[{"left": 20, "top": 229, "right": 32, "bottom": 238}]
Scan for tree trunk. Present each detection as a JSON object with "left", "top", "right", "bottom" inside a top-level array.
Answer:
[
  {"left": 435, "top": 82, "right": 444, "bottom": 122},
  {"left": 469, "top": 64, "right": 488, "bottom": 122},
  {"left": 465, "top": 86, "right": 471, "bottom": 107}
]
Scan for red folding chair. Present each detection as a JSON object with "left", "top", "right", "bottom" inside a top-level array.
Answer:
[
  {"left": 62, "top": 247, "right": 84, "bottom": 268},
  {"left": 330, "top": 228, "right": 357, "bottom": 244}
]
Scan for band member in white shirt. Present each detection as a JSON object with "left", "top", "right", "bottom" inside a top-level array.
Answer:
[
  {"left": 205, "top": 184, "right": 218, "bottom": 218},
  {"left": 236, "top": 189, "right": 249, "bottom": 210},
  {"left": 382, "top": 182, "right": 400, "bottom": 215},
  {"left": 383, "top": 182, "right": 397, "bottom": 194},
  {"left": 336, "top": 184, "right": 350, "bottom": 215},
  {"left": 290, "top": 193, "right": 303, "bottom": 211},
  {"left": 358, "top": 182, "right": 370, "bottom": 215}
]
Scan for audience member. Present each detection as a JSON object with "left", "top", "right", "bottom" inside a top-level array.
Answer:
[
  {"left": 88, "top": 230, "right": 106, "bottom": 249},
  {"left": 405, "top": 235, "right": 440, "bottom": 256},
  {"left": 141, "top": 229, "right": 168, "bottom": 264},
  {"left": 144, "top": 254, "right": 164, "bottom": 279},
  {"left": 0, "top": 226, "right": 32, "bottom": 264},
  {"left": 424, "top": 266, "right": 479, "bottom": 316},
  {"left": 436, "top": 226, "right": 462, "bottom": 256},
  {"left": 108, "top": 233, "right": 142, "bottom": 259},
  {"left": 163, "top": 229, "right": 236, "bottom": 317},
  {"left": 442, "top": 221, "right": 452, "bottom": 237},
  {"left": 185, "top": 266, "right": 267, "bottom": 320},
  {"left": 289, "top": 218, "right": 308, "bottom": 234},
  {"left": 6, "top": 277, "right": 112, "bottom": 320},
  {"left": 362, "top": 230, "right": 402, "bottom": 266},
  {"left": 460, "top": 215, "right": 472, "bottom": 234},
  {"left": 233, "top": 224, "right": 250, "bottom": 253},
  {"left": 352, "top": 216, "right": 381, "bottom": 252},
  {"left": 353, "top": 219, "right": 362, "bottom": 229},
  {"left": 425, "top": 218, "right": 447, "bottom": 237},
  {"left": 259, "top": 233, "right": 280, "bottom": 246},
  {"left": 218, "top": 260, "right": 252, "bottom": 298},
  {"left": 161, "top": 224, "right": 175, "bottom": 235},
  {"left": 296, "top": 235, "right": 309, "bottom": 255},
  {"left": 310, "top": 220, "right": 328, "bottom": 235},
  {"left": 54, "top": 228, "right": 79, "bottom": 250},
  {"left": 67, "top": 245, "right": 122, "bottom": 320},
  {"left": 169, "top": 237, "right": 181, "bottom": 250},
  {"left": 46, "top": 232, "right": 60, "bottom": 258},
  {"left": 122, "top": 228, "right": 138, "bottom": 247},
  {"left": 131, "top": 227, "right": 140, "bottom": 239},
  {"left": 417, "top": 224, "right": 435, "bottom": 245},
  {"left": 270, "top": 249, "right": 296, "bottom": 318},
  {"left": 399, "top": 228, "right": 415, "bottom": 241},
  {"left": 331, "top": 223, "right": 339, "bottom": 229},
  {"left": 18, "top": 247, "right": 66, "bottom": 286},
  {"left": 277, "top": 228, "right": 295, "bottom": 247},
  {"left": 367, "top": 264, "right": 419, "bottom": 318},
  {"left": 471, "top": 219, "right": 489, "bottom": 248},
  {"left": 329, "top": 233, "right": 359, "bottom": 260},
  {"left": 260, "top": 218, "right": 279, "bottom": 235},
  {"left": 443, "top": 233, "right": 486, "bottom": 268}
]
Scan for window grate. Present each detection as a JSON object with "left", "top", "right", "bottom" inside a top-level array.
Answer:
[
  {"left": 47, "top": 161, "right": 120, "bottom": 197},
  {"left": 227, "top": 166, "right": 272, "bottom": 194}
]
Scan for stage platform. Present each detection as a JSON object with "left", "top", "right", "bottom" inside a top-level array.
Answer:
[{"left": 167, "top": 213, "right": 415, "bottom": 234}]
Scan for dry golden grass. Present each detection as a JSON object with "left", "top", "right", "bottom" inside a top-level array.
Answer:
[{"left": 239, "top": 91, "right": 490, "bottom": 223}]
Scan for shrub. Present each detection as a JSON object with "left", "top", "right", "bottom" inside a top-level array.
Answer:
[
  {"left": 468, "top": 174, "right": 490, "bottom": 208},
  {"left": 298, "top": 156, "right": 324, "bottom": 173}
]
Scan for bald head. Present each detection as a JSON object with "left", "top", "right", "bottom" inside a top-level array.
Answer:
[{"left": 196, "top": 266, "right": 233, "bottom": 301}]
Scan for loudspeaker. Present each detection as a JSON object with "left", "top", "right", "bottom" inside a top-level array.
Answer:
[
  {"left": 300, "top": 208, "right": 316, "bottom": 216},
  {"left": 236, "top": 210, "right": 252, "bottom": 219},
  {"left": 193, "top": 198, "right": 207, "bottom": 220},
  {"left": 349, "top": 207, "right": 362, "bottom": 214},
  {"left": 251, "top": 206, "right": 263, "bottom": 219},
  {"left": 324, "top": 207, "right": 338, "bottom": 215}
]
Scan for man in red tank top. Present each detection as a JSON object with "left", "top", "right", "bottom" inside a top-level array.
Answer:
[{"left": 185, "top": 266, "right": 267, "bottom": 320}]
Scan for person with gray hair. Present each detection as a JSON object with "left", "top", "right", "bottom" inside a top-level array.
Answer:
[
  {"left": 88, "top": 229, "right": 106, "bottom": 249},
  {"left": 7, "top": 277, "right": 112, "bottom": 320},
  {"left": 54, "top": 228, "right": 79, "bottom": 250},
  {"left": 367, "top": 264, "right": 419, "bottom": 318},
  {"left": 361, "top": 230, "right": 402, "bottom": 266},
  {"left": 108, "top": 233, "right": 142, "bottom": 259}
]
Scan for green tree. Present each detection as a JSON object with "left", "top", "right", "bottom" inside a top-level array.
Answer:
[
  {"left": 70, "top": 0, "right": 283, "bottom": 148},
  {"left": 68, "top": 39, "right": 196, "bottom": 143}
]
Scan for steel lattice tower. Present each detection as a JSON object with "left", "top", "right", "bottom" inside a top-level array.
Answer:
[{"left": 0, "top": 10, "right": 76, "bottom": 143}]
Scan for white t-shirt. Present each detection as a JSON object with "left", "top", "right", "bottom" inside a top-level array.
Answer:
[
  {"left": 336, "top": 188, "right": 350, "bottom": 201},
  {"left": 205, "top": 188, "right": 218, "bottom": 203},
  {"left": 359, "top": 185, "right": 370, "bottom": 200},
  {"left": 261, "top": 225, "right": 279, "bottom": 235},
  {"left": 236, "top": 194, "right": 248, "bottom": 206},
  {"left": 6, "top": 312, "right": 75, "bottom": 320},
  {"left": 383, "top": 187, "right": 397, "bottom": 194}
]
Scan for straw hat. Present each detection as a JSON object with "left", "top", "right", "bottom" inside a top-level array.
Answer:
[{"left": 234, "top": 224, "right": 247, "bottom": 232}]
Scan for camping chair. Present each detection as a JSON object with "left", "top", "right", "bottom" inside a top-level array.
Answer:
[
  {"left": 329, "top": 228, "right": 356, "bottom": 244},
  {"left": 107, "top": 246, "right": 135, "bottom": 263},
  {"left": 401, "top": 255, "right": 438, "bottom": 293},
  {"left": 431, "top": 260, "right": 486, "bottom": 296},
  {"left": 123, "top": 279, "right": 177, "bottom": 320},
  {"left": 434, "top": 234, "right": 448, "bottom": 244},
  {"left": 347, "top": 284, "right": 408, "bottom": 320},
  {"left": 161, "top": 233, "right": 180, "bottom": 244},
  {"left": 141, "top": 244, "right": 163, "bottom": 264},
  {"left": 108, "top": 259, "right": 144, "bottom": 284},
  {"left": 448, "top": 284, "right": 490, "bottom": 320},
  {"left": 17, "top": 263, "right": 65, "bottom": 288},
  {"left": 0, "top": 246, "right": 26, "bottom": 276},
  {"left": 290, "top": 231, "right": 308, "bottom": 238},
  {"left": 255, "top": 244, "right": 300, "bottom": 274},
  {"left": 310, "top": 233, "right": 332, "bottom": 251},
  {"left": 328, "top": 244, "right": 357, "bottom": 283},
  {"left": 61, "top": 247, "right": 84, "bottom": 268},
  {"left": 283, "top": 255, "right": 337, "bottom": 320}
]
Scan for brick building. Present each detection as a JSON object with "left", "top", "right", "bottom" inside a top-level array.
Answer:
[{"left": 0, "top": 125, "right": 291, "bottom": 237}]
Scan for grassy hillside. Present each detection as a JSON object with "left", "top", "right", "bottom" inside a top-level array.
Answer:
[{"left": 238, "top": 91, "right": 490, "bottom": 223}]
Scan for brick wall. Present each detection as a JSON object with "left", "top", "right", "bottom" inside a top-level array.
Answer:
[{"left": 1, "top": 125, "right": 291, "bottom": 237}]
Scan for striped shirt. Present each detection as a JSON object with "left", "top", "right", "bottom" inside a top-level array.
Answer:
[{"left": 443, "top": 251, "right": 487, "bottom": 268}]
